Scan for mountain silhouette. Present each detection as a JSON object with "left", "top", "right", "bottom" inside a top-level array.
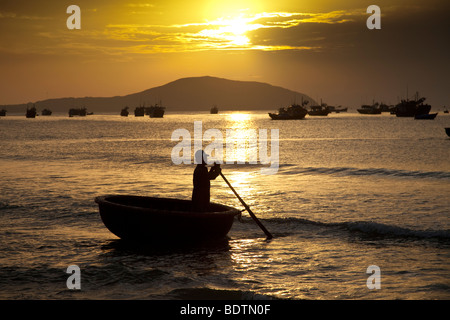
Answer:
[{"left": 1, "top": 76, "right": 315, "bottom": 113}]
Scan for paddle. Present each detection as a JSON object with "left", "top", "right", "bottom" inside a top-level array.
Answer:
[{"left": 219, "top": 171, "right": 273, "bottom": 240}]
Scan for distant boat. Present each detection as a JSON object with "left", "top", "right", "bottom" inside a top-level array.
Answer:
[
  {"left": 149, "top": 104, "right": 165, "bottom": 118},
  {"left": 210, "top": 106, "right": 219, "bottom": 114},
  {"left": 41, "top": 109, "right": 52, "bottom": 116},
  {"left": 69, "top": 107, "right": 87, "bottom": 117},
  {"left": 120, "top": 106, "right": 129, "bottom": 117},
  {"left": 134, "top": 106, "right": 145, "bottom": 116},
  {"left": 414, "top": 113, "right": 437, "bottom": 120},
  {"left": 380, "top": 103, "right": 396, "bottom": 113},
  {"left": 308, "top": 103, "right": 331, "bottom": 116},
  {"left": 26, "top": 106, "right": 37, "bottom": 118},
  {"left": 395, "top": 93, "right": 431, "bottom": 117},
  {"left": 444, "top": 108, "right": 449, "bottom": 114},
  {"left": 269, "top": 103, "right": 308, "bottom": 120},
  {"left": 0, "top": 109, "right": 6, "bottom": 116},
  {"left": 132, "top": 102, "right": 165, "bottom": 117},
  {"left": 328, "top": 106, "right": 347, "bottom": 113},
  {"left": 357, "top": 102, "right": 382, "bottom": 114},
  {"left": 445, "top": 128, "right": 450, "bottom": 137}
]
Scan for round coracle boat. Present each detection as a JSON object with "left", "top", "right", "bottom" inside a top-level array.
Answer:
[{"left": 95, "top": 195, "right": 240, "bottom": 244}]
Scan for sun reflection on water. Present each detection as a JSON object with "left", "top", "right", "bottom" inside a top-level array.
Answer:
[
  {"left": 229, "top": 239, "right": 264, "bottom": 271},
  {"left": 227, "top": 113, "right": 252, "bottom": 122},
  {"left": 224, "top": 113, "right": 258, "bottom": 165}
]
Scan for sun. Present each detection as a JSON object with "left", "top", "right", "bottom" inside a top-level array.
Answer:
[
  {"left": 221, "top": 15, "right": 264, "bottom": 46},
  {"left": 221, "top": 17, "right": 255, "bottom": 46},
  {"left": 224, "top": 18, "right": 250, "bottom": 35},
  {"left": 199, "top": 15, "right": 261, "bottom": 48}
]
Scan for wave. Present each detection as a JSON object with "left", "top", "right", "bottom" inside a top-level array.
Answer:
[
  {"left": 277, "top": 165, "right": 450, "bottom": 180},
  {"left": 171, "top": 163, "right": 450, "bottom": 180},
  {"left": 237, "top": 216, "right": 450, "bottom": 242},
  {"left": 341, "top": 221, "right": 450, "bottom": 240},
  {"left": 0, "top": 201, "right": 21, "bottom": 211}
]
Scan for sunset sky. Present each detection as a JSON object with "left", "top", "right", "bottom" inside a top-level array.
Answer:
[{"left": 0, "top": 0, "right": 448, "bottom": 108}]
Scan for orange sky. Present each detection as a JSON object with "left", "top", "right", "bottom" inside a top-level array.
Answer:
[{"left": 0, "top": 0, "right": 449, "bottom": 108}]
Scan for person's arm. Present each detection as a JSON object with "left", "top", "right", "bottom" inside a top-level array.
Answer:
[{"left": 208, "top": 163, "right": 221, "bottom": 180}]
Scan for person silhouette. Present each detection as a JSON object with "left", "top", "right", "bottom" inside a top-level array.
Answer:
[{"left": 192, "top": 150, "right": 221, "bottom": 212}]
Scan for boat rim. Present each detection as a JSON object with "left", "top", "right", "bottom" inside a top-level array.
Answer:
[{"left": 95, "top": 194, "right": 241, "bottom": 216}]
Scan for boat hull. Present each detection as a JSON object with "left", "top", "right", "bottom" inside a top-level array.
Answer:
[
  {"left": 329, "top": 107, "right": 347, "bottom": 113},
  {"left": 414, "top": 113, "right": 437, "bottom": 120},
  {"left": 308, "top": 111, "right": 330, "bottom": 116},
  {"left": 395, "top": 102, "right": 431, "bottom": 117},
  {"left": 95, "top": 195, "right": 240, "bottom": 244},
  {"left": 268, "top": 113, "right": 306, "bottom": 120},
  {"left": 357, "top": 109, "right": 382, "bottom": 114},
  {"left": 149, "top": 111, "right": 164, "bottom": 118}
]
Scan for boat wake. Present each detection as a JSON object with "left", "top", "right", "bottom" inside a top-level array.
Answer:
[
  {"left": 341, "top": 220, "right": 450, "bottom": 240},
  {"left": 233, "top": 216, "right": 450, "bottom": 242},
  {"left": 0, "top": 201, "right": 21, "bottom": 211}
]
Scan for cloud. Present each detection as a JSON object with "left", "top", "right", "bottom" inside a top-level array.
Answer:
[
  {"left": 0, "top": 11, "right": 52, "bottom": 20},
  {"left": 100, "top": 10, "right": 362, "bottom": 53},
  {"left": 126, "top": 3, "right": 155, "bottom": 8},
  {"left": 0, "top": 7, "right": 379, "bottom": 58}
]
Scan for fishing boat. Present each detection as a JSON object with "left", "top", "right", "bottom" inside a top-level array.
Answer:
[
  {"left": 148, "top": 104, "right": 165, "bottom": 118},
  {"left": 210, "top": 105, "right": 219, "bottom": 114},
  {"left": 380, "top": 103, "right": 395, "bottom": 113},
  {"left": 41, "top": 108, "right": 52, "bottom": 116},
  {"left": 395, "top": 93, "right": 431, "bottom": 117},
  {"left": 120, "top": 106, "right": 129, "bottom": 117},
  {"left": 134, "top": 106, "right": 145, "bottom": 116},
  {"left": 95, "top": 195, "right": 240, "bottom": 244},
  {"left": 357, "top": 102, "right": 382, "bottom": 114},
  {"left": 414, "top": 113, "right": 437, "bottom": 120},
  {"left": 69, "top": 107, "right": 87, "bottom": 117},
  {"left": 26, "top": 106, "right": 37, "bottom": 118},
  {"left": 308, "top": 103, "right": 331, "bottom": 116},
  {"left": 269, "top": 103, "right": 308, "bottom": 120},
  {"left": 328, "top": 106, "right": 347, "bottom": 113}
]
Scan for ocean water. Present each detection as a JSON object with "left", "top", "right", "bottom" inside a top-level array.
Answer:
[{"left": 0, "top": 111, "right": 449, "bottom": 300}]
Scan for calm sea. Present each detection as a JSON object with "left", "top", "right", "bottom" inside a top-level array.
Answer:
[{"left": 0, "top": 111, "right": 449, "bottom": 300}]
